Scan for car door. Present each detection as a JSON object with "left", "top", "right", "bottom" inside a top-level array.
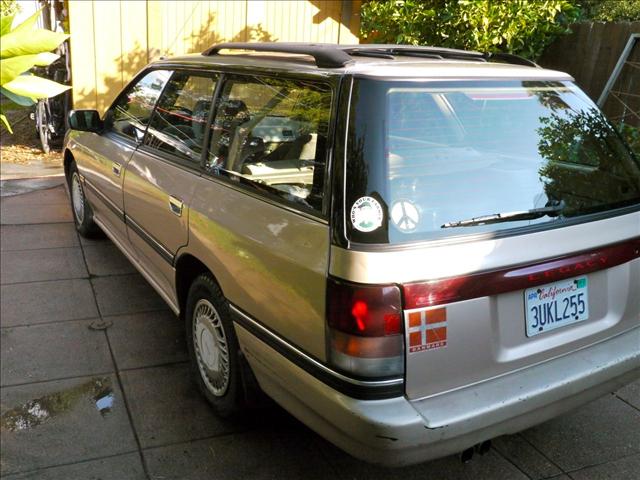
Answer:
[
  {"left": 187, "top": 73, "right": 334, "bottom": 359},
  {"left": 76, "top": 69, "right": 171, "bottom": 239},
  {"left": 123, "top": 70, "right": 218, "bottom": 298}
]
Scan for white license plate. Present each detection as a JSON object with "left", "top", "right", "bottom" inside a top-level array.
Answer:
[{"left": 525, "top": 276, "right": 589, "bottom": 337}]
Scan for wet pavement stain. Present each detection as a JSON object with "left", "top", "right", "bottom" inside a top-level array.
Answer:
[{"left": 1, "top": 377, "right": 113, "bottom": 432}]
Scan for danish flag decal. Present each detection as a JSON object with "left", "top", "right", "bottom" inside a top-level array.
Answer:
[{"left": 406, "top": 308, "right": 447, "bottom": 353}]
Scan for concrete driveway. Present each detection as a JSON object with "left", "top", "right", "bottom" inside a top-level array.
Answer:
[{"left": 1, "top": 182, "right": 639, "bottom": 480}]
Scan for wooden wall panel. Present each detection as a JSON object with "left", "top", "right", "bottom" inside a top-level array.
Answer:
[
  {"left": 540, "top": 21, "right": 640, "bottom": 101},
  {"left": 69, "top": 0, "right": 360, "bottom": 112},
  {"left": 262, "top": 1, "right": 342, "bottom": 43},
  {"left": 541, "top": 21, "right": 640, "bottom": 127},
  {"left": 120, "top": 0, "right": 149, "bottom": 84},
  {"left": 146, "top": 1, "right": 163, "bottom": 61},
  {"left": 67, "top": 1, "right": 97, "bottom": 109}
]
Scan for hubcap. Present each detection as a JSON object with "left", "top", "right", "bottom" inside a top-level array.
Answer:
[
  {"left": 71, "top": 173, "right": 85, "bottom": 224},
  {"left": 193, "top": 299, "right": 230, "bottom": 397}
]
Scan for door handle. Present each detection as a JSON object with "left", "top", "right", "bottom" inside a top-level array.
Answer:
[
  {"left": 112, "top": 162, "right": 122, "bottom": 177},
  {"left": 169, "top": 195, "right": 183, "bottom": 217}
]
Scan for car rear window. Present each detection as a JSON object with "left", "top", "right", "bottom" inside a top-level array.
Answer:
[{"left": 344, "top": 79, "right": 640, "bottom": 245}]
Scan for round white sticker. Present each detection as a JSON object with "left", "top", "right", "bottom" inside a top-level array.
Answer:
[
  {"left": 350, "top": 196, "right": 384, "bottom": 233},
  {"left": 390, "top": 200, "right": 420, "bottom": 232}
]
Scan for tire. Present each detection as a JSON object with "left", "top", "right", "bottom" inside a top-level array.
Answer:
[
  {"left": 186, "top": 274, "right": 245, "bottom": 417},
  {"left": 67, "top": 162, "right": 98, "bottom": 237},
  {"left": 36, "top": 100, "right": 51, "bottom": 154}
]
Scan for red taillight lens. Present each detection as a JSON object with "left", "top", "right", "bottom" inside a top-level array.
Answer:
[
  {"left": 327, "top": 278, "right": 402, "bottom": 337},
  {"left": 403, "top": 238, "right": 640, "bottom": 309},
  {"left": 326, "top": 278, "right": 404, "bottom": 378}
]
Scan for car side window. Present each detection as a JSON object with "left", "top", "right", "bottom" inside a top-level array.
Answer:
[
  {"left": 206, "top": 76, "right": 332, "bottom": 213},
  {"left": 143, "top": 72, "right": 217, "bottom": 164},
  {"left": 106, "top": 69, "right": 171, "bottom": 142}
]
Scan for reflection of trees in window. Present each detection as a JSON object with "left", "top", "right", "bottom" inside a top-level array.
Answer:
[
  {"left": 537, "top": 107, "right": 640, "bottom": 216},
  {"left": 288, "top": 87, "right": 331, "bottom": 133},
  {"left": 345, "top": 83, "right": 367, "bottom": 191},
  {"left": 110, "top": 71, "right": 170, "bottom": 140},
  {"left": 523, "top": 81, "right": 569, "bottom": 111}
]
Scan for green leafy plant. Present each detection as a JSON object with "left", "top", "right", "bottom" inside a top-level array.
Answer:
[
  {"left": 0, "top": 0, "right": 20, "bottom": 17},
  {"left": 360, "top": 0, "right": 581, "bottom": 60},
  {"left": 579, "top": 0, "right": 640, "bottom": 22},
  {"left": 617, "top": 123, "right": 640, "bottom": 156},
  {"left": 0, "top": 8, "right": 70, "bottom": 132}
]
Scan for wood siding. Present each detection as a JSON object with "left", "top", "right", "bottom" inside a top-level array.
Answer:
[
  {"left": 68, "top": 0, "right": 361, "bottom": 112},
  {"left": 539, "top": 21, "right": 640, "bottom": 126}
]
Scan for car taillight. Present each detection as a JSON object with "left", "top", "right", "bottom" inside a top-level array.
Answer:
[
  {"left": 403, "top": 238, "right": 640, "bottom": 309},
  {"left": 326, "top": 277, "right": 404, "bottom": 378}
]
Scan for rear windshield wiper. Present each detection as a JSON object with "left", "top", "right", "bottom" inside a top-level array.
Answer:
[{"left": 441, "top": 202, "right": 565, "bottom": 228}]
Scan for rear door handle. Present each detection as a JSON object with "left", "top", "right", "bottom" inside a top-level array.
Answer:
[
  {"left": 112, "top": 162, "right": 122, "bottom": 177},
  {"left": 169, "top": 195, "right": 183, "bottom": 216}
]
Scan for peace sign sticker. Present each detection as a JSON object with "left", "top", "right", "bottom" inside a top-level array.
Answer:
[{"left": 390, "top": 200, "right": 420, "bottom": 233}]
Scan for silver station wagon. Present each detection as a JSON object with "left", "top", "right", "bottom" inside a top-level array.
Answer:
[{"left": 64, "top": 43, "right": 640, "bottom": 466}]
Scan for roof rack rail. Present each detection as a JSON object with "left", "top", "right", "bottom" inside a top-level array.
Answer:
[
  {"left": 202, "top": 42, "right": 539, "bottom": 69},
  {"left": 342, "top": 44, "right": 488, "bottom": 62},
  {"left": 202, "top": 42, "right": 353, "bottom": 68},
  {"left": 484, "top": 52, "right": 539, "bottom": 68}
]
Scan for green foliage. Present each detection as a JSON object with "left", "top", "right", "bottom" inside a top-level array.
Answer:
[
  {"left": 0, "top": 8, "right": 70, "bottom": 133},
  {"left": 360, "top": 0, "right": 581, "bottom": 60},
  {"left": 579, "top": 0, "right": 640, "bottom": 22},
  {"left": 537, "top": 108, "right": 640, "bottom": 213},
  {"left": 617, "top": 123, "right": 640, "bottom": 156},
  {"left": 0, "top": 0, "right": 20, "bottom": 17}
]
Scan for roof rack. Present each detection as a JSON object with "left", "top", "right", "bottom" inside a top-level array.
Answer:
[
  {"left": 484, "top": 52, "right": 539, "bottom": 68},
  {"left": 202, "top": 43, "right": 353, "bottom": 68},
  {"left": 202, "top": 43, "right": 539, "bottom": 69}
]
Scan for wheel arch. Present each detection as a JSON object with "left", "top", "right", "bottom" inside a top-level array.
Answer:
[
  {"left": 63, "top": 148, "right": 75, "bottom": 179},
  {"left": 177, "top": 251, "right": 264, "bottom": 408},
  {"left": 175, "top": 253, "right": 218, "bottom": 319}
]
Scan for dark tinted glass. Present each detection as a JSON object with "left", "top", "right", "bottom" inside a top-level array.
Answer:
[
  {"left": 345, "top": 79, "right": 640, "bottom": 244},
  {"left": 206, "top": 76, "right": 332, "bottom": 213},
  {"left": 144, "top": 72, "right": 217, "bottom": 164},
  {"left": 108, "top": 70, "right": 171, "bottom": 142}
]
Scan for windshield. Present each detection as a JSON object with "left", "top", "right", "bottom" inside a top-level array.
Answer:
[{"left": 344, "top": 79, "right": 640, "bottom": 244}]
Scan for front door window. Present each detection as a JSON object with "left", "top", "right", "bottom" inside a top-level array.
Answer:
[
  {"left": 143, "top": 72, "right": 217, "bottom": 165},
  {"left": 106, "top": 69, "right": 172, "bottom": 142}
]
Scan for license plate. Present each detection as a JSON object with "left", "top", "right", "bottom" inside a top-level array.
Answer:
[{"left": 525, "top": 276, "right": 589, "bottom": 337}]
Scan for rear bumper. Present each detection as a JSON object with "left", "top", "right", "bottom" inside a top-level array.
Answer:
[{"left": 236, "top": 324, "right": 640, "bottom": 466}]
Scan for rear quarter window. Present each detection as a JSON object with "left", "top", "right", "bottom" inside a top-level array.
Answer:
[{"left": 205, "top": 75, "right": 332, "bottom": 214}]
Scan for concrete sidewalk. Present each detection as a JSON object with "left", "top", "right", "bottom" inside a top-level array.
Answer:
[{"left": 1, "top": 184, "right": 638, "bottom": 479}]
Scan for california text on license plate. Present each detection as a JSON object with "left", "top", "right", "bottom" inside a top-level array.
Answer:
[{"left": 525, "top": 276, "right": 589, "bottom": 337}]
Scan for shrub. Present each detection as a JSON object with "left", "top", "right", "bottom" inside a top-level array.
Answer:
[
  {"left": 0, "top": 0, "right": 20, "bottom": 17},
  {"left": 0, "top": 8, "right": 69, "bottom": 132},
  {"left": 579, "top": 0, "right": 640, "bottom": 22},
  {"left": 360, "top": 0, "right": 581, "bottom": 60},
  {"left": 618, "top": 123, "right": 640, "bottom": 156}
]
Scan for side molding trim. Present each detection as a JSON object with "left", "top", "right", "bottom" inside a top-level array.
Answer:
[
  {"left": 83, "top": 177, "right": 175, "bottom": 266},
  {"left": 83, "top": 178, "right": 125, "bottom": 222},
  {"left": 229, "top": 305, "right": 404, "bottom": 400},
  {"left": 125, "top": 214, "right": 175, "bottom": 265}
]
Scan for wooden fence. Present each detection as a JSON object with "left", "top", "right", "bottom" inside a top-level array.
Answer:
[
  {"left": 540, "top": 21, "right": 640, "bottom": 126},
  {"left": 67, "top": 0, "right": 361, "bottom": 113}
]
